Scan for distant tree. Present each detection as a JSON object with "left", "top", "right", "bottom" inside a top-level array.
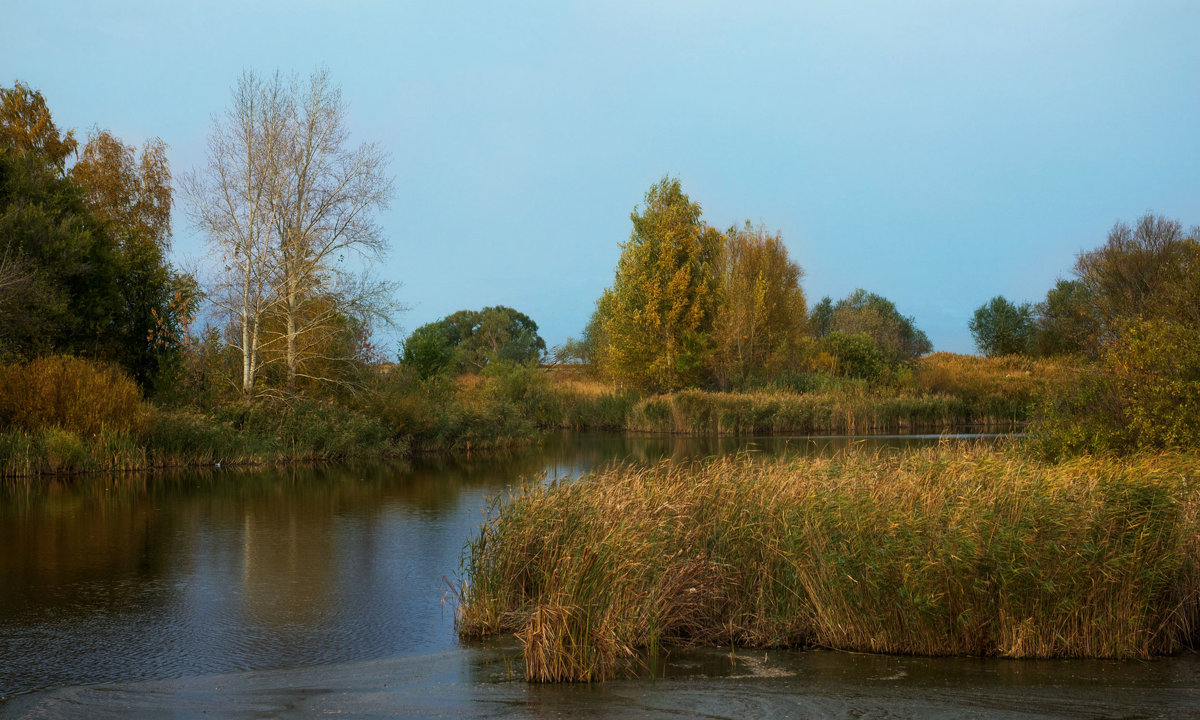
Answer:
[
  {"left": 969, "top": 296, "right": 1034, "bottom": 357},
  {"left": 401, "top": 306, "right": 546, "bottom": 378},
  {"left": 830, "top": 289, "right": 931, "bottom": 362},
  {"left": 596, "top": 177, "right": 721, "bottom": 391},
  {"left": 820, "top": 331, "right": 887, "bottom": 382},
  {"left": 1032, "top": 279, "right": 1097, "bottom": 357},
  {"left": 1075, "top": 214, "right": 1198, "bottom": 343},
  {"left": 711, "top": 222, "right": 807, "bottom": 388},
  {"left": 809, "top": 296, "right": 834, "bottom": 338}
]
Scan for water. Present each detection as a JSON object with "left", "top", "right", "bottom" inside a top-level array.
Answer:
[{"left": 1, "top": 432, "right": 1196, "bottom": 719}]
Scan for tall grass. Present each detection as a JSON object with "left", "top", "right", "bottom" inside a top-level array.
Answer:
[
  {"left": 459, "top": 445, "right": 1200, "bottom": 681},
  {"left": 624, "top": 389, "right": 981, "bottom": 435}
]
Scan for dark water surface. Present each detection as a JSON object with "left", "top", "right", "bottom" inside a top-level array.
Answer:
[{"left": 2, "top": 432, "right": 1197, "bottom": 718}]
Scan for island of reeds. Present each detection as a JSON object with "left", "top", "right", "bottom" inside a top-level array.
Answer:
[{"left": 459, "top": 446, "right": 1200, "bottom": 681}]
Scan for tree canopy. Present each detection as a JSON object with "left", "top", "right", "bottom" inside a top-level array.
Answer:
[
  {"left": 969, "top": 296, "right": 1034, "bottom": 357},
  {"left": 595, "top": 177, "right": 721, "bottom": 391},
  {"left": 401, "top": 306, "right": 546, "bottom": 379},
  {"left": 0, "top": 81, "right": 193, "bottom": 388}
]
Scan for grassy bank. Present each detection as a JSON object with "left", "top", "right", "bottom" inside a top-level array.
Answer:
[
  {"left": 0, "top": 401, "right": 405, "bottom": 478},
  {"left": 458, "top": 444, "right": 1200, "bottom": 681}
]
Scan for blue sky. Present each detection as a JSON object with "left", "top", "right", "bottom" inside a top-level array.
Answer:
[{"left": 4, "top": 1, "right": 1199, "bottom": 355}]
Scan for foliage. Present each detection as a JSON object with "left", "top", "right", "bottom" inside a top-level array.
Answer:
[
  {"left": 0, "top": 355, "right": 147, "bottom": 436},
  {"left": 1034, "top": 319, "right": 1200, "bottom": 456},
  {"left": 595, "top": 177, "right": 721, "bottom": 391},
  {"left": 914, "top": 352, "right": 1075, "bottom": 422},
  {"left": 460, "top": 447, "right": 1200, "bottom": 680},
  {"left": 711, "top": 222, "right": 807, "bottom": 389},
  {"left": 818, "top": 331, "right": 888, "bottom": 382},
  {"left": 0, "top": 80, "right": 77, "bottom": 172},
  {"left": 1032, "top": 279, "right": 1096, "bottom": 357},
  {"left": 1075, "top": 214, "right": 1198, "bottom": 343},
  {"left": 809, "top": 296, "right": 834, "bottom": 338},
  {"left": 830, "top": 289, "right": 931, "bottom": 363},
  {"left": 0, "top": 82, "right": 194, "bottom": 390},
  {"left": 401, "top": 306, "right": 546, "bottom": 379},
  {"left": 969, "top": 295, "right": 1034, "bottom": 357}
]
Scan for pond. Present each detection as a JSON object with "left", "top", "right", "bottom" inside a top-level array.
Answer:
[{"left": 1, "top": 432, "right": 1196, "bottom": 719}]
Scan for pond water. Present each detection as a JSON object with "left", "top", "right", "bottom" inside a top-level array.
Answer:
[{"left": 1, "top": 432, "right": 1196, "bottom": 719}]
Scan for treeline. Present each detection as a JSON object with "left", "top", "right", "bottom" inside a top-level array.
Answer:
[
  {"left": 575, "top": 177, "right": 930, "bottom": 392},
  {"left": 970, "top": 214, "right": 1200, "bottom": 455}
]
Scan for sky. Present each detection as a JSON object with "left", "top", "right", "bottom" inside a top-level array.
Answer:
[{"left": 3, "top": 1, "right": 1199, "bottom": 355}]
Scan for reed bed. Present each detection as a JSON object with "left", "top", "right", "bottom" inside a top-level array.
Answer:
[
  {"left": 458, "top": 444, "right": 1200, "bottom": 681},
  {"left": 623, "top": 389, "right": 1000, "bottom": 435}
]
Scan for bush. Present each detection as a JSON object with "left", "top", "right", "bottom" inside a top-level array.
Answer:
[
  {"left": 0, "top": 355, "right": 147, "bottom": 435},
  {"left": 1034, "top": 319, "right": 1200, "bottom": 456},
  {"left": 820, "top": 332, "right": 888, "bottom": 383}
]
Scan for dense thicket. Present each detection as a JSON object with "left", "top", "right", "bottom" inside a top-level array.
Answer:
[{"left": 0, "top": 81, "right": 193, "bottom": 390}]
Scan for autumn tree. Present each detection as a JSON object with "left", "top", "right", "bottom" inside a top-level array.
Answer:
[
  {"left": 1074, "top": 213, "right": 1199, "bottom": 343},
  {"left": 711, "top": 222, "right": 807, "bottom": 388},
  {"left": 266, "top": 69, "right": 393, "bottom": 395},
  {"left": 595, "top": 177, "right": 721, "bottom": 391},
  {"left": 186, "top": 69, "right": 394, "bottom": 400},
  {"left": 0, "top": 83, "right": 193, "bottom": 388},
  {"left": 72, "top": 129, "right": 196, "bottom": 387},
  {"left": 184, "top": 71, "right": 285, "bottom": 400}
]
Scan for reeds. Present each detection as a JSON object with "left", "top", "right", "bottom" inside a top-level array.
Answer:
[
  {"left": 623, "top": 389, "right": 984, "bottom": 435},
  {"left": 458, "top": 444, "right": 1200, "bottom": 681}
]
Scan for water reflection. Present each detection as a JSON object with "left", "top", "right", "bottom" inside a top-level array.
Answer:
[{"left": 0, "top": 432, "right": 993, "bottom": 699}]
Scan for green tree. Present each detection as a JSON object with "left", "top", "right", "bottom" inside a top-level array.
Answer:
[
  {"left": 401, "top": 306, "right": 546, "bottom": 378},
  {"left": 830, "top": 289, "right": 931, "bottom": 363},
  {"left": 596, "top": 177, "right": 721, "bottom": 391},
  {"left": 969, "top": 296, "right": 1034, "bottom": 357},
  {"left": 711, "top": 222, "right": 807, "bottom": 388},
  {"left": 1032, "top": 279, "right": 1097, "bottom": 357},
  {"left": 809, "top": 296, "right": 834, "bottom": 338}
]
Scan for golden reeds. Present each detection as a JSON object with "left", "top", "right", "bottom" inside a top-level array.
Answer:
[{"left": 459, "top": 444, "right": 1200, "bottom": 681}]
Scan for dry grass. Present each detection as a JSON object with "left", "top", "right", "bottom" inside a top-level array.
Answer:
[
  {"left": 913, "top": 353, "right": 1077, "bottom": 420},
  {"left": 459, "top": 444, "right": 1200, "bottom": 681}
]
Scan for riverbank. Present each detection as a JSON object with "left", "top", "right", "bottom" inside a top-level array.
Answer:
[
  {"left": 0, "top": 353, "right": 1067, "bottom": 478},
  {"left": 459, "top": 444, "right": 1200, "bottom": 681}
]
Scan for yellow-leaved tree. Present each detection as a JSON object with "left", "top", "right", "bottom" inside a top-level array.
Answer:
[
  {"left": 597, "top": 177, "right": 721, "bottom": 391},
  {"left": 711, "top": 222, "right": 807, "bottom": 389}
]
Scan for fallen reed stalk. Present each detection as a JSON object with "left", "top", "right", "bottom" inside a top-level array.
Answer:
[{"left": 458, "top": 444, "right": 1200, "bottom": 681}]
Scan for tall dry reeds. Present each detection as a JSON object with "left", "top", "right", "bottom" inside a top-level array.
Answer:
[{"left": 459, "top": 445, "right": 1200, "bottom": 681}]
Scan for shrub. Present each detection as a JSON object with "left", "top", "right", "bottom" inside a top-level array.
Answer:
[{"left": 0, "top": 355, "right": 147, "bottom": 435}]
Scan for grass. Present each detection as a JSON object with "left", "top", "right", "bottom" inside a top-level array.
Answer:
[
  {"left": 0, "top": 399, "right": 405, "bottom": 478},
  {"left": 458, "top": 443, "right": 1200, "bottom": 681},
  {"left": 624, "top": 388, "right": 982, "bottom": 435}
]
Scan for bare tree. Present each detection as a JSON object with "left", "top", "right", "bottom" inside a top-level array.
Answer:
[
  {"left": 267, "top": 69, "right": 394, "bottom": 395},
  {"left": 185, "top": 69, "right": 393, "bottom": 400},
  {"left": 184, "top": 71, "right": 288, "bottom": 401}
]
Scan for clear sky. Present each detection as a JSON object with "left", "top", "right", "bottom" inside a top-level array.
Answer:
[{"left": 4, "top": 1, "right": 1199, "bottom": 355}]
